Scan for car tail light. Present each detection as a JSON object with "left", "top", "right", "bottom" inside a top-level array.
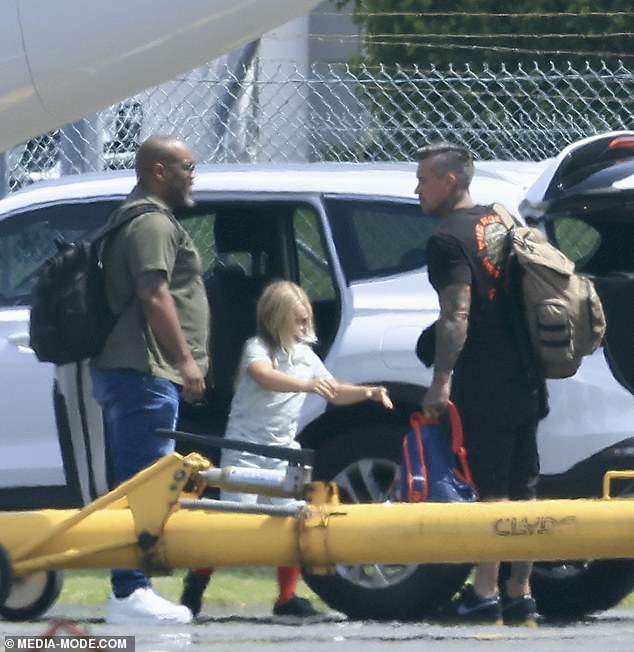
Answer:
[{"left": 609, "top": 136, "right": 634, "bottom": 150}]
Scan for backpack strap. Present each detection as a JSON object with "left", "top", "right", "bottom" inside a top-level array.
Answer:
[
  {"left": 91, "top": 201, "right": 174, "bottom": 245},
  {"left": 492, "top": 202, "right": 520, "bottom": 230},
  {"left": 444, "top": 401, "right": 476, "bottom": 488},
  {"left": 409, "top": 401, "right": 463, "bottom": 453},
  {"left": 92, "top": 202, "right": 175, "bottom": 321}
]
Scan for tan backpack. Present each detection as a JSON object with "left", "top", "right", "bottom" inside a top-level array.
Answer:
[{"left": 494, "top": 204, "right": 606, "bottom": 379}]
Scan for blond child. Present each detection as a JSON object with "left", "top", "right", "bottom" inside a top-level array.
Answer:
[{"left": 181, "top": 280, "right": 392, "bottom": 619}]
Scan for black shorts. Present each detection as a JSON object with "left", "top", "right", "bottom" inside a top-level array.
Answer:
[
  {"left": 457, "top": 407, "right": 540, "bottom": 501},
  {"left": 451, "top": 355, "right": 542, "bottom": 500}
]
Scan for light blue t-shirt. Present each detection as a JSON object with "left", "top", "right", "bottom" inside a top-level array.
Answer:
[{"left": 224, "top": 336, "right": 330, "bottom": 449}]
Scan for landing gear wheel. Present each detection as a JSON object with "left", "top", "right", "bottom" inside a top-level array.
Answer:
[
  {"left": 0, "top": 544, "right": 13, "bottom": 606},
  {"left": 0, "top": 570, "right": 64, "bottom": 621},
  {"left": 303, "top": 421, "right": 471, "bottom": 621}
]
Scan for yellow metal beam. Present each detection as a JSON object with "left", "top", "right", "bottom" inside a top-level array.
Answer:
[{"left": 1, "top": 453, "right": 634, "bottom": 577}]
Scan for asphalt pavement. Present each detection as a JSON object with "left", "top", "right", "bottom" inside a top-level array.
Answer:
[{"left": 4, "top": 604, "right": 634, "bottom": 652}]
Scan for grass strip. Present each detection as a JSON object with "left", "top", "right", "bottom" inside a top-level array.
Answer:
[{"left": 57, "top": 567, "right": 322, "bottom": 608}]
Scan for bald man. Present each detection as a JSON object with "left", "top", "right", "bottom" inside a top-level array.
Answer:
[{"left": 90, "top": 135, "right": 210, "bottom": 625}]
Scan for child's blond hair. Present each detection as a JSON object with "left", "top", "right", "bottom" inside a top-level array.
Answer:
[{"left": 256, "top": 281, "right": 316, "bottom": 362}]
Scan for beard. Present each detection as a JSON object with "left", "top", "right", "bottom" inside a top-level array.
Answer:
[
  {"left": 182, "top": 193, "right": 196, "bottom": 208},
  {"left": 168, "top": 184, "right": 195, "bottom": 208}
]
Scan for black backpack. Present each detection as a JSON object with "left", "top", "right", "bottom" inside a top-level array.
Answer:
[{"left": 29, "top": 202, "right": 170, "bottom": 365}]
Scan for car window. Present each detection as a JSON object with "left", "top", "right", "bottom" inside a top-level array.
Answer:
[
  {"left": 324, "top": 198, "right": 438, "bottom": 282},
  {"left": 178, "top": 212, "right": 217, "bottom": 271},
  {"left": 294, "top": 207, "right": 336, "bottom": 302},
  {"left": 292, "top": 206, "right": 339, "bottom": 354},
  {"left": 545, "top": 201, "right": 634, "bottom": 275},
  {"left": 0, "top": 201, "right": 117, "bottom": 307},
  {"left": 178, "top": 203, "right": 288, "bottom": 279},
  {"left": 551, "top": 217, "right": 602, "bottom": 267}
]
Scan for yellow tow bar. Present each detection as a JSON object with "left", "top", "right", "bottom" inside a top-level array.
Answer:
[{"left": 1, "top": 452, "right": 634, "bottom": 585}]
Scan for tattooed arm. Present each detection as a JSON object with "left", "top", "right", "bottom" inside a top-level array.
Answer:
[{"left": 422, "top": 282, "right": 471, "bottom": 417}]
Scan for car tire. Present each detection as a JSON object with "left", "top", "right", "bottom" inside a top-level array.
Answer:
[
  {"left": 0, "top": 570, "right": 64, "bottom": 622},
  {"left": 530, "top": 559, "right": 634, "bottom": 620},
  {"left": 303, "top": 421, "right": 471, "bottom": 621}
]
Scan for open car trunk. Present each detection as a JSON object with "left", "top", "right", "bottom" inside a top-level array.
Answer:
[
  {"left": 520, "top": 131, "right": 634, "bottom": 395},
  {"left": 594, "top": 274, "right": 634, "bottom": 395}
]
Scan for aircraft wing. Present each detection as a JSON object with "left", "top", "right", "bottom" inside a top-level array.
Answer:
[{"left": 0, "top": 0, "right": 321, "bottom": 151}]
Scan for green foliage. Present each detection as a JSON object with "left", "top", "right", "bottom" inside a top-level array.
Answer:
[
  {"left": 341, "top": 1, "right": 634, "bottom": 70},
  {"left": 330, "top": 2, "right": 634, "bottom": 161}
]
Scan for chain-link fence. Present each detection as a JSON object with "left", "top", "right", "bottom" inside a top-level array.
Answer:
[{"left": 4, "top": 59, "right": 634, "bottom": 194}]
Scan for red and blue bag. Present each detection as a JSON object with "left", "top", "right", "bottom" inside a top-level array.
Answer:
[{"left": 397, "top": 401, "right": 478, "bottom": 503}]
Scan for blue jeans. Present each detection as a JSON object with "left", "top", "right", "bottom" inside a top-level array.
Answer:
[{"left": 91, "top": 368, "right": 179, "bottom": 597}]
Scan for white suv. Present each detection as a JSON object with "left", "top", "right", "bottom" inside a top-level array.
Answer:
[{"left": 2, "top": 132, "right": 634, "bottom": 621}]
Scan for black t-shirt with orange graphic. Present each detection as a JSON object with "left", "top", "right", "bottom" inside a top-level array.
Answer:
[{"left": 426, "top": 204, "right": 541, "bottom": 431}]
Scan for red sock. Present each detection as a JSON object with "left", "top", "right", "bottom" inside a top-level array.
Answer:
[
  {"left": 276, "top": 566, "right": 301, "bottom": 605},
  {"left": 192, "top": 567, "right": 214, "bottom": 579}
]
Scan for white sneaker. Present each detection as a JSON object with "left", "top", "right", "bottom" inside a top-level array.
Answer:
[{"left": 105, "top": 587, "right": 193, "bottom": 625}]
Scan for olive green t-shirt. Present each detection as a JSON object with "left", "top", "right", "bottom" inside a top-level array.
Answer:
[{"left": 91, "top": 188, "right": 210, "bottom": 385}]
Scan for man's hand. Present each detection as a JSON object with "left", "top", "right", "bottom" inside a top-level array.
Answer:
[
  {"left": 422, "top": 376, "right": 451, "bottom": 418},
  {"left": 178, "top": 356, "right": 206, "bottom": 403}
]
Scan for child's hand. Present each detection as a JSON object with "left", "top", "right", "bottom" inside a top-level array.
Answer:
[
  {"left": 367, "top": 386, "right": 393, "bottom": 409},
  {"left": 307, "top": 376, "right": 340, "bottom": 400}
]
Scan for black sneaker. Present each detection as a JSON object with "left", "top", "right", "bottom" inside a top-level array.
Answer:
[
  {"left": 429, "top": 585, "right": 502, "bottom": 625},
  {"left": 501, "top": 590, "right": 538, "bottom": 626},
  {"left": 272, "top": 595, "right": 322, "bottom": 622},
  {"left": 180, "top": 570, "right": 210, "bottom": 617}
]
